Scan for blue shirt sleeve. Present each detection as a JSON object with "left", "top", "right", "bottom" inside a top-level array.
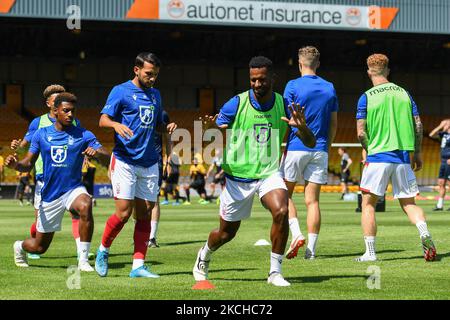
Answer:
[
  {"left": 155, "top": 90, "right": 164, "bottom": 126},
  {"left": 29, "top": 129, "right": 41, "bottom": 155},
  {"left": 23, "top": 118, "right": 40, "bottom": 143},
  {"left": 283, "top": 81, "right": 295, "bottom": 105},
  {"left": 330, "top": 88, "right": 339, "bottom": 112},
  {"left": 84, "top": 130, "right": 102, "bottom": 150},
  {"left": 356, "top": 94, "right": 367, "bottom": 119},
  {"left": 101, "top": 85, "right": 123, "bottom": 118},
  {"left": 162, "top": 110, "right": 170, "bottom": 125},
  {"left": 216, "top": 96, "right": 240, "bottom": 126},
  {"left": 407, "top": 92, "right": 419, "bottom": 117},
  {"left": 283, "top": 98, "right": 292, "bottom": 118}
]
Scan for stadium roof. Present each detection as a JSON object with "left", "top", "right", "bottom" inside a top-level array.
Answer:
[{"left": 0, "top": 0, "right": 449, "bottom": 35}]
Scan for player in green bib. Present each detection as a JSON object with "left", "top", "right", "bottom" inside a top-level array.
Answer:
[
  {"left": 193, "top": 56, "right": 316, "bottom": 287},
  {"left": 10, "top": 84, "right": 90, "bottom": 260},
  {"left": 356, "top": 54, "right": 436, "bottom": 262}
]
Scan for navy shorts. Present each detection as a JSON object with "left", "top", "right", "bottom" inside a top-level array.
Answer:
[
  {"left": 158, "top": 161, "right": 163, "bottom": 187},
  {"left": 438, "top": 162, "right": 450, "bottom": 180}
]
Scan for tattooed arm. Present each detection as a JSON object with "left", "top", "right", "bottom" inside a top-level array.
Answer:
[
  {"left": 357, "top": 119, "right": 369, "bottom": 152},
  {"left": 412, "top": 115, "right": 423, "bottom": 171}
]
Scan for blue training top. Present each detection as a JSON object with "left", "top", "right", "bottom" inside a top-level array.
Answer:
[
  {"left": 29, "top": 125, "right": 102, "bottom": 202},
  {"left": 101, "top": 80, "right": 164, "bottom": 167}
]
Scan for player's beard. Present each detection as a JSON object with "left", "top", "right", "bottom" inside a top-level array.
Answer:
[
  {"left": 138, "top": 76, "right": 153, "bottom": 89},
  {"left": 254, "top": 87, "right": 269, "bottom": 100}
]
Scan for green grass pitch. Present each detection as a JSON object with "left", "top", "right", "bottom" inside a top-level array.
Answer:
[{"left": 1, "top": 193, "right": 449, "bottom": 300}]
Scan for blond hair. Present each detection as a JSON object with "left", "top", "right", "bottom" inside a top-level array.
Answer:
[
  {"left": 43, "top": 84, "right": 66, "bottom": 100},
  {"left": 298, "top": 46, "right": 320, "bottom": 68},
  {"left": 367, "top": 54, "right": 389, "bottom": 76}
]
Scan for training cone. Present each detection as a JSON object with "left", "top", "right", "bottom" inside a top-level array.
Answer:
[
  {"left": 192, "top": 280, "right": 216, "bottom": 290},
  {"left": 254, "top": 239, "right": 270, "bottom": 246}
]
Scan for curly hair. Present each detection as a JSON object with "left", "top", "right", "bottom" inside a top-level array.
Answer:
[
  {"left": 54, "top": 92, "right": 77, "bottom": 108},
  {"left": 367, "top": 54, "right": 389, "bottom": 76},
  {"left": 43, "top": 84, "right": 66, "bottom": 100}
]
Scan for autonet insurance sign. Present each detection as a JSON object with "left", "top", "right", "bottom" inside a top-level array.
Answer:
[{"left": 126, "top": 0, "right": 399, "bottom": 31}]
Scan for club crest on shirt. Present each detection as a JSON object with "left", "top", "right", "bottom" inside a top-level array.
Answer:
[
  {"left": 139, "top": 105, "right": 154, "bottom": 125},
  {"left": 51, "top": 145, "right": 67, "bottom": 164},
  {"left": 253, "top": 123, "right": 272, "bottom": 144}
]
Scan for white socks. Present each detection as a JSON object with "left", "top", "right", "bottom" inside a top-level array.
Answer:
[
  {"left": 416, "top": 221, "right": 430, "bottom": 238},
  {"left": 270, "top": 252, "right": 283, "bottom": 275},
  {"left": 150, "top": 221, "right": 158, "bottom": 239},
  {"left": 307, "top": 233, "right": 318, "bottom": 255},
  {"left": 364, "top": 236, "right": 376, "bottom": 257},
  {"left": 289, "top": 218, "right": 303, "bottom": 239},
  {"left": 99, "top": 244, "right": 109, "bottom": 253},
  {"left": 200, "top": 241, "right": 213, "bottom": 261},
  {"left": 78, "top": 242, "right": 91, "bottom": 263},
  {"left": 437, "top": 197, "right": 444, "bottom": 209},
  {"left": 132, "top": 259, "right": 144, "bottom": 270}
]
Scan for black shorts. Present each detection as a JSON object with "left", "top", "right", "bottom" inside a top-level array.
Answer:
[
  {"left": 166, "top": 173, "right": 179, "bottom": 185},
  {"left": 340, "top": 171, "right": 350, "bottom": 183},
  {"left": 190, "top": 180, "right": 206, "bottom": 194},
  {"left": 438, "top": 162, "right": 450, "bottom": 180},
  {"left": 18, "top": 177, "right": 29, "bottom": 193},
  {"left": 158, "top": 161, "right": 164, "bottom": 187},
  {"left": 212, "top": 175, "right": 226, "bottom": 185},
  {"left": 165, "top": 183, "right": 177, "bottom": 195}
]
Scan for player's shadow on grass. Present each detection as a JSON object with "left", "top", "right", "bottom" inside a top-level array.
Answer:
[
  {"left": 41, "top": 256, "right": 78, "bottom": 259},
  {"left": 214, "top": 274, "right": 366, "bottom": 283},
  {"left": 162, "top": 240, "right": 206, "bottom": 246},
  {"left": 160, "top": 267, "right": 257, "bottom": 276},
  {"left": 288, "top": 274, "right": 367, "bottom": 284},
  {"left": 381, "top": 251, "right": 450, "bottom": 262},
  {"left": 32, "top": 265, "right": 74, "bottom": 269},
  {"left": 320, "top": 249, "right": 404, "bottom": 259}
]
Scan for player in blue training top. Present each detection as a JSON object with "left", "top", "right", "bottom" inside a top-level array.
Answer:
[
  {"left": 7, "top": 92, "right": 110, "bottom": 271},
  {"left": 10, "top": 84, "right": 85, "bottom": 261},
  {"left": 280, "top": 46, "right": 338, "bottom": 260},
  {"left": 95, "top": 52, "right": 177, "bottom": 279},
  {"left": 429, "top": 119, "right": 450, "bottom": 211}
]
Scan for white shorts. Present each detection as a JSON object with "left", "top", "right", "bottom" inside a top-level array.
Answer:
[
  {"left": 360, "top": 162, "right": 419, "bottom": 199},
  {"left": 219, "top": 171, "right": 287, "bottom": 222},
  {"left": 110, "top": 154, "right": 159, "bottom": 202},
  {"left": 34, "top": 179, "right": 44, "bottom": 210},
  {"left": 280, "top": 150, "right": 328, "bottom": 185},
  {"left": 37, "top": 186, "right": 88, "bottom": 233}
]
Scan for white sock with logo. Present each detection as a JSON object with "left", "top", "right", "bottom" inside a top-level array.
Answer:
[
  {"left": 364, "top": 236, "right": 376, "bottom": 257},
  {"left": 270, "top": 252, "right": 283, "bottom": 275},
  {"left": 78, "top": 242, "right": 91, "bottom": 263},
  {"left": 437, "top": 197, "right": 444, "bottom": 209},
  {"left": 416, "top": 221, "right": 430, "bottom": 238},
  {"left": 200, "top": 241, "right": 213, "bottom": 261}
]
